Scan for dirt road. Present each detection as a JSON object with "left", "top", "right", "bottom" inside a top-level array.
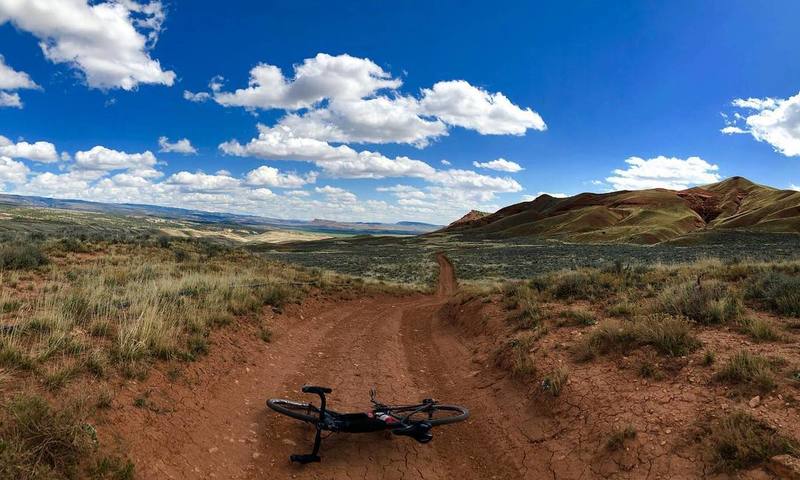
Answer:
[{"left": 107, "top": 255, "right": 552, "bottom": 479}]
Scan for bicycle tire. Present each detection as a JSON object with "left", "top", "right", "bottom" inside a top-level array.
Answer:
[
  {"left": 267, "top": 398, "right": 320, "bottom": 423},
  {"left": 388, "top": 404, "right": 469, "bottom": 426}
]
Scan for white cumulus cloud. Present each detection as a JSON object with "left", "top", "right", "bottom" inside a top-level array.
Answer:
[
  {"left": 0, "top": 55, "right": 38, "bottom": 107},
  {"left": 315, "top": 185, "right": 357, "bottom": 204},
  {"left": 0, "top": 135, "right": 58, "bottom": 163},
  {"left": 0, "top": 0, "right": 175, "bottom": 90},
  {"left": 722, "top": 91, "right": 800, "bottom": 157},
  {"left": 472, "top": 158, "right": 523, "bottom": 173},
  {"left": 158, "top": 136, "right": 197, "bottom": 154},
  {"left": 606, "top": 156, "right": 721, "bottom": 191},
  {"left": 183, "top": 90, "right": 211, "bottom": 103},
  {"left": 0, "top": 55, "right": 37, "bottom": 91},
  {"left": 220, "top": 124, "right": 437, "bottom": 179},
  {"left": 420, "top": 80, "right": 546, "bottom": 135},
  {"left": 244, "top": 165, "right": 316, "bottom": 188},
  {"left": 0, "top": 91, "right": 21, "bottom": 108},
  {"left": 166, "top": 171, "right": 240, "bottom": 192},
  {"left": 0, "top": 156, "right": 29, "bottom": 185},
  {"left": 205, "top": 53, "right": 543, "bottom": 146},
  {"left": 74, "top": 146, "right": 158, "bottom": 172},
  {"left": 213, "top": 53, "right": 401, "bottom": 110}
]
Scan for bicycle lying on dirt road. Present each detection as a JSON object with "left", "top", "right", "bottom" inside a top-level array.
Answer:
[{"left": 267, "top": 385, "right": 470, "bottom": 463}]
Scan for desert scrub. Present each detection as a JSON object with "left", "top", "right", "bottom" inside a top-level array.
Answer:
[
  {"left": 715, "top": 350, "right": 776, "bottom": 392},
  {"left": 657, "top": 280, "right": 741, "bottom": 324},
  {"left": 707, "top": 411, "right": 797, "bottom": 472},
  {"left": 541, "top": 366, "right": 569, "bottom": 396},
  {"left": 0, "top": 243, "right": 49, "bottom": 270},
  {"left": 558, "top": 308, "right": 596, "bottom": 327},
  {"left": 606, "top": 425, "right": 637, "bottom": 451},
  {"left": 506, "top": 284, "right": 543, "bottom": 330},
  {"left": 745, "top": 272, "right": 800, "bottom": 317},
  {"left": 549, "top": 270, "right": 617, "bottom": 301},
  {"left": 493, "top": 335, "right": 536, "bottom": 378},
  {"left": 0, "top": 394, "right": 94, "bottom": 478},
  {"left": 736, "top": 317, "right": 780, "bottom": 342},
  {"left": 702, "top": 350, "right": 716, "bottom": 366},
  {"left": 607, "top": 299, "right": 637, "bottom": 318},
  {"left": 575, "top": 314, "right": 699, "bottom": 361},
  {"left": 0, "top": 244, "right": 320, "bottom": 387}
]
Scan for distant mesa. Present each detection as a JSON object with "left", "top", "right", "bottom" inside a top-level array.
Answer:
[{"left": 440, "top": 177, "right": 800, "bottom": 244}]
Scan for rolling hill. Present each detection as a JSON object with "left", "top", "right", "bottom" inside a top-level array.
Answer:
[
  {"left": 441, "top": 177, "right": 800, "bottom": 244},
  {"left": 0, "top": 193, "right": 441, "bottom": 237}
]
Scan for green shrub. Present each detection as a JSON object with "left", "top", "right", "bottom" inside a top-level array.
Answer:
[
  {"left": 702, "top": 350, "right": 716, "bottom": 366},
  {"left": 640, "top": 314, "right": 701, "bottom": 356},
  {"left": 658, "top": 281, "right": 741, "bottom": 324},
  {"left": 0, "top": 244, "right": 49, "bottom": 270},
  {"left": 88, "top": 456, "right": 135, "bottom": 480},
  {"left": 494, "top": 335, "right": 536, "bottom": 378},
  {"left": 745, "top": 272, "right": 800, "bottom": 317},
  {"left": 550, "top": 270, "right": 616, "bottom": 301},
  {"left": 708, "top": 412, "right": 797, "bottom": 472},
  {"left": 574, "top": 319, "right": 639, "bottom": 361},
  {"left": 505, "top": 283, "right": 543, "bottom": 330},
  {"left": 3, "top": 394, "right": 94, "bottom": 476},
  {"left": 558, "top": 308, "right": 596, "bottom": 327},
  {"left": 575, "top": 315, "right": 699, "bottom": 361},
  {"left": 42, "top": 364, "right": 82, "bottom": 391},
  {"left": 607, "top": 300, "right": 636, "bottom": 318},
  {"left": 736, "top": 317, "right": 780, "bottom": 342},
  {"left": 715, "top": 351, "right": 775, "bottom": 392}
]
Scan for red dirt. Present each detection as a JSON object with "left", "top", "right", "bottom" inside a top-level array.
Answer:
[
  {"left": 92, "top": 258, "right": 797, "bottom": 479},
  {"left": 99, "top": 255, "right": 535, "bottom": 479},
  {"left": 435, "top": 253, "right": 457, "bottom": 297}
]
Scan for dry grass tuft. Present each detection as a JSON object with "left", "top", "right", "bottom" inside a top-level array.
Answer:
[
  {"left": 715, "top": 350, "right": 776, "bottom": 392},
  {"left": 657, "top": 280, "right": 741, "bottom": 324},
  {"left": 736, "top": 317, "right": 781, "bottom": 342},
  {"left": 575, "top": 314, "right": 700, "bottom": 361},
  {"left": 542, "top": 366, "right": 569, "bottom": 396},
  {"left": 606, "top": 425, "right": 637, "bottom": 451},
  {"left": 745, "top": 272, "right": 800, "bottom": 317},
  {"left": 707, "top": 411, "right": 797, "bottom": 472},
  {"left": 494, "top": 335, "right": 536, "bottom": 378}
]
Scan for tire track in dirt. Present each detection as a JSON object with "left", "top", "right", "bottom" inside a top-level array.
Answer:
[{"left": 111, "top": 254, "right": 536, "bottom": 479}]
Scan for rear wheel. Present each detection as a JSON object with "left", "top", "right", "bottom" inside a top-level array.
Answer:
[
  {"left": 267, "top": 399, "right": 320, "bottom": 423},
  {"left": 389, "top": 404, "right": 469, "bottom": 426}
]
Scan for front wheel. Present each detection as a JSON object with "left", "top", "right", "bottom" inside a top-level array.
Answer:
[
  {"left": 390, "top": 404, "right": 469, "bottom": 426},
  {"left": 267, "top": 398, "right": 320, "bottom": 423}
]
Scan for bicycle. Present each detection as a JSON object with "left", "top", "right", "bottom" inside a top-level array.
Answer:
[{"left": 267, "top": 385, "right": 469, "bottom": 463}]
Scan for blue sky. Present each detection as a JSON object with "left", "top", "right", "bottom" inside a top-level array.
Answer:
[{"left": 0, "top": 0, "right": 799, "bottom": 224}]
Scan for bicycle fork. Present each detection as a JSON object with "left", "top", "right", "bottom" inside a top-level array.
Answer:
[{"left": 290, "top": 386, "right": 331, "bottom": 464}]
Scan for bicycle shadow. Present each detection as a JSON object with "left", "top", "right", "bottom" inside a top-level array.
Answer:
[{"left": 256, "top": 408, "right": 437, "bottom": 474}]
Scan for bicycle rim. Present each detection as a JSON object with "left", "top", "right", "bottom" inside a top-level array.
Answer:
[{"left": 266, "top": 398, "right": 320, "bottom": 423}]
